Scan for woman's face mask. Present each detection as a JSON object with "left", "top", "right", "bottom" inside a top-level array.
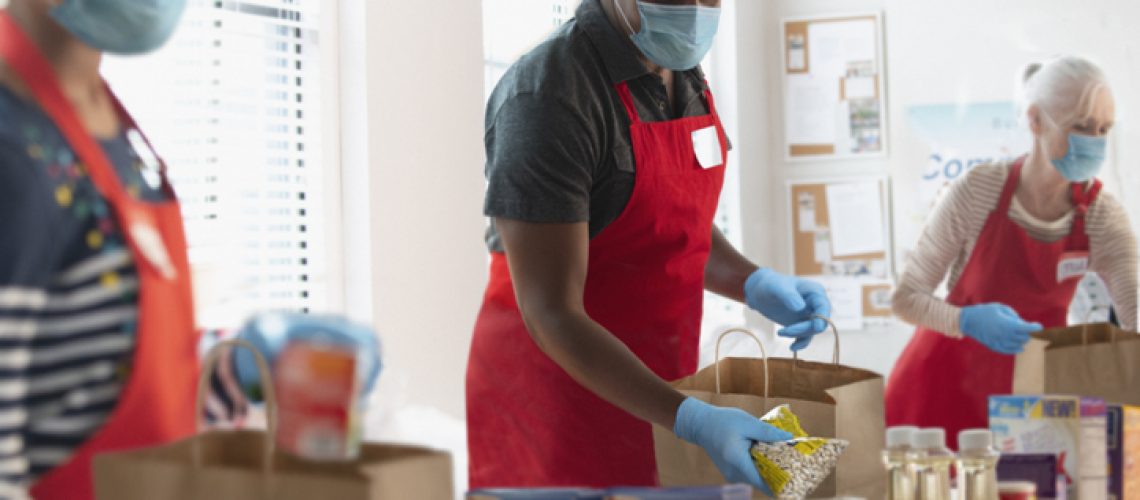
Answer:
[
  {"left": 1036, "top": 92, "right": 1114, "bottom": 183},
  {"left": 1051, "top": 132, "right": 1107, "bottom": 182},
  {"left": 51, "top": 0, "right": 188, "bottom": 55}
]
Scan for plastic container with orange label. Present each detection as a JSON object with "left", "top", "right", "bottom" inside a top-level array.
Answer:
[{"left": 274, "top": 340, "right": 361, "bottom": 460}]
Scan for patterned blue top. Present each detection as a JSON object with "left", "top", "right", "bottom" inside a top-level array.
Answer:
[{"left": 0, "top": 84, "right": 168, "bottom": 489}]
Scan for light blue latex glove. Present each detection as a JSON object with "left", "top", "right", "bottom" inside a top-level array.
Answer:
[
  {"left": 744, "top": 268, "right": 832, "bottom": 351},
  {"left": 959, "top": 303, "right": 1043, "bottom": 355},
  {"left": 233, "top": 312, "right": 382, "bottom": 401},
  {"left": 673, "top": 397, "right": 793, "bottom": 496}
]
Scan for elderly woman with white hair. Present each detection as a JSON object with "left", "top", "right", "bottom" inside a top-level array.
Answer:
[{"left": 885, "top": 56, "right": 1137, "bottom": 449}]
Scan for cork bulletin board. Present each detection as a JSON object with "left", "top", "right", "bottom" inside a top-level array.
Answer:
[
  {"left": 782, "top": 13, "right": 887, "bottom": 161},
  {"left": 788, "top": 178, "right": 893, "bottom": 320}
]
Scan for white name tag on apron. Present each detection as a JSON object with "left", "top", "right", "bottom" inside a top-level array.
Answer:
[
  {"left": 691, "top": 126, "right": 723, "bottom": 169},
  {"left": 130, "top": 222, "right": 178, "bottom": 281},
  {"left": 1057, "top": 252, "right": 1089, "bottom": 283}
]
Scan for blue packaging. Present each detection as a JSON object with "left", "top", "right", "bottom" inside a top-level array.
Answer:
[{"left": 606, "top": 485, "right": 752, "bottom": 500}]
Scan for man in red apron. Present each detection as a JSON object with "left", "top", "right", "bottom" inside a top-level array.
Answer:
[{"left": 467, "top": 0, "right": 832, "bottom": 491}]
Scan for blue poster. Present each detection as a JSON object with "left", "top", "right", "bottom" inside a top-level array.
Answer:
[{"left": 906, "top": 101, "right": 1031, "bottom": 208}]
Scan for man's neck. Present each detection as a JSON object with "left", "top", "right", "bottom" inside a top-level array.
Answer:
[{"left": 600, "top": 0, "right": 670, "bottom": 79}]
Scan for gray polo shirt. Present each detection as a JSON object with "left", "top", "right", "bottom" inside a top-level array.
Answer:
[{"left": 483, "top": 0, "right": 724, "bottom": 252}]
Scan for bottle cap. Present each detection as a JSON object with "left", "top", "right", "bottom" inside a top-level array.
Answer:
[
  {"left": 958, "top": 429, "right": 993, "bottom": 451},
  {"left": 886, "top": 426, "right": 919, "bottom": 448},
  {"left": 914, "top": 428, "right": 946, "bottom": 449}
]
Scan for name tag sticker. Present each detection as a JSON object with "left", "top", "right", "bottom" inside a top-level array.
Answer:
[
  {"left": 1057, "top": 252, "right": 1089, "bottom": 283},
  {"left": 691, "top": 126, "right": 723, "bottom": 169}
]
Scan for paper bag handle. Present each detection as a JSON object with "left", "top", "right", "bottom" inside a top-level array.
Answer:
[
  {"left": 792, "top": 315, "right": 841, "bottom": 370},
  {"left": 193, "top": 339, "right": 278, "bottom": 475},
  {"left": 713, "top": 327, "right": 768, "bottom": 404}
]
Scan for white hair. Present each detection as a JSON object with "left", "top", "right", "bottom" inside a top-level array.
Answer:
[{"left": 1019, "top": 56, "right": 1112, "bottom": 129}]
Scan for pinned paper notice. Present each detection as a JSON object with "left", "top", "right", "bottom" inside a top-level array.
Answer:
[
  {"left": 789, "top": 49, "right": 806, "bottom": 71},
  {"left": 813, "top": 229, "right": 831, "bottom": 264},
  {"left": 844, "top": 76, "right": 875, "bottom": 99},
  {"left": 786, "top": 74, "right": 837, "bottom": 145},
  {"left": 798, "top": 193, "right": 817, "bottom": 232},
  {"left": 788, "top": 34, "right": 806, "bottom": 70},
  {"left": 811, "top": 276, "right": 863, "bottom": 331},
  {"left": 825, "top": 181, "right": 885, "bottom": 257}
]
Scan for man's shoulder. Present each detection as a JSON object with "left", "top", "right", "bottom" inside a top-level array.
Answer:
[{"left": 487, "top": 22, "right": 611, "bottom": 122}]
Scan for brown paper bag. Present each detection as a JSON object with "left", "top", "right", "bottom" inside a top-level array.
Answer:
[
  {"left": 653, "top": 326, "right": 885, "bottom": 499},
  {"left": 1013, "top": 322, "right": 1140, "bottom": 405},
  {"left": 93, "top": 339, "right": 454, "bottom": 500}
]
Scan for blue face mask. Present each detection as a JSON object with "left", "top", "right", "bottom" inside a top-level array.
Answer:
[
  {"left": 615, "top": 1, "right": 721, "bottom": 71},
  {"left": 51, "top": 0, "right": 188, "bottom": 55},
  {"left": 1052, "top": 132, "right": 1107, "bottom": 182}
]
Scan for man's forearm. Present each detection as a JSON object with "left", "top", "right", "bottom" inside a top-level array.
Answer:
[
  {"left": 524, "top": 307, "right": 687, "bottom": 430},
  {"left": 704, "top": 228, "right": 758, "bottom": 303}
]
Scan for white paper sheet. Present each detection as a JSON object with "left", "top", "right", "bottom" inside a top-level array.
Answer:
[
  {"left": 813, "top": 229, "right": 831, "bottom": 264},
  {"left": 785, "top": 73, "right": 836, "bottom": 145},
  {"left": 788, "top": 48, "right": 806, "bottom": 70},
  {"left": 844, "top": 76, "right": 875, "bottom": 99},
  {"left": 797, "top": 192, "right": 817, "bottom": 232},
  {"left": 807, "top": 19, "right": 877, "bottom": 78},
  {"left": 811, "top": 275, "right": 863, "bottom": 331},
  {"left": 835, "top": 100, "right": 853, "bottom": 155},
  {"left": 825, "top": 181, "right": 885, "bottom": 257}
]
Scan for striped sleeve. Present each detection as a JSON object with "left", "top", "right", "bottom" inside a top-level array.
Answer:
[
  {"left": 199, "top": 332, "right": 249, "bottom": 425},
  {"left": 892, "top": 165, "right": 1007, "bottom": 337},
  {"left": 0, "top": 137, "right": 52, "bottom": 493},
  {"left": 1087, "top": 192, "right": 1138, "bottom": 331}
]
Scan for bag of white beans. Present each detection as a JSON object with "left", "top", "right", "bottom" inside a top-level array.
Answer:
[{"left": 750, "top": 405, "right": 848, "bottom": 499}]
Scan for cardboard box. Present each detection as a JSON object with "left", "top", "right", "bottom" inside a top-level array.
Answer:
[
  {"left": 1107, "top": 404, "right": 1140, "bottom": 500},
  {"left": 989, "top": 395, "right": 1108, "bottom": 500}
]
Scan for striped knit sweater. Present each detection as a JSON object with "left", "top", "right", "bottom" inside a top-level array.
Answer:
[{"left": 892, "top": 161, "right": 1138, "bottom": 337}]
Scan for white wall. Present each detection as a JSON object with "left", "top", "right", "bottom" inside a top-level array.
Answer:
[
  {"left": 725, "top": 0, "right": 913, "bottom": 378},
  {"left": 731, "top": 0, "right": 1140, "bottom": 378},
  {"left": 883, "top": 0, "right": 1140, "bottom": 254},
  {"left": 343, "top": 0, "right": 487, "bottom": 420}
]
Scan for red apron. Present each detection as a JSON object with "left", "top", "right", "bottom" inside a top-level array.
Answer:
[
  {"left": 0, "top": 12, "right": 198, "bottom": 499},
  {"left": 885, "top": 159, "right": 1101, "bottom": 450},
  {"left": 466, "top": 81, "right": 728, "bottom": 488}
]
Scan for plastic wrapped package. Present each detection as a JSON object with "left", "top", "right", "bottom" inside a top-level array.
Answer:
[{"left": 750, "top": 405, "right": 849, "bottom": 499}]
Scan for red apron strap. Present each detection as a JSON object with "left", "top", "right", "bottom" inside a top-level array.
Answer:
[
  {"left": 613, "top": 81, "right": 642, "bottom": 125},
  {"left": 0, "top": 11, "right": 129, "bottom": 204},
  {"left": 996, "top": 158, "right": 1025, "bottom": 214},
  {"left": 1068, "top": 179, "right": 1103, "bottom": 250},
  {"left": 702, "top": 81, "right": 719, "bottom": 117}
]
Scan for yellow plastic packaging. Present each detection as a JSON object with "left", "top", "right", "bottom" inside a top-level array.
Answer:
[{"left": 750, "top": 405, "right": 848, "bottom": 499}]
